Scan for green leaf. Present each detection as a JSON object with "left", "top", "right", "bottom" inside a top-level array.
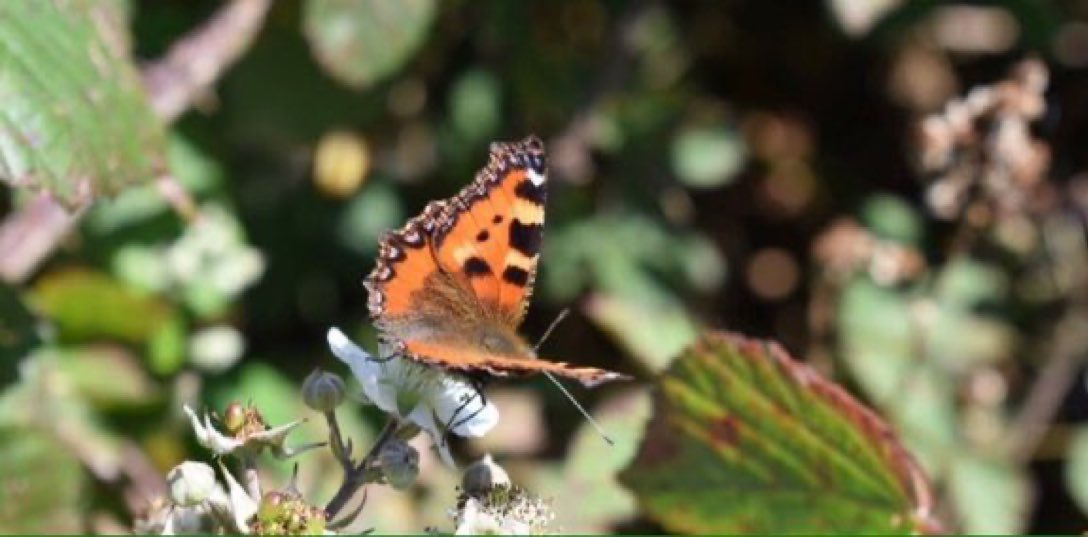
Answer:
[
  {"left": 620, "top": 331, "right": 939, "bottom": 534},
  {"left": 55, "top": 345, "right": 160, "bottom": 410},
  {"left": 0, "top": 351, "right": 124, "bottom": 489},
  {"left": 584, "top": 291, "right": 699, "bottom": 372},
  {"left": 0, "top": 0, "right": 165, "bottom": 206},
  {"left": 860, "top": 194, "right": 922, "bottom": 245},
  {"left": 0, "top": 426, "right": 85, "bottom": 533},
  {"left": 28, "top": 268, "right": 185, "bottom": 371},
  {"left": 28, "top": 268, "right": 174, "bottom": 344},
  {"left": 1064, "top": 426, "right": 1088, "bottom": 518},
  {"left": 670, "top": 125, "right": 745, "bottom": 189},
  {"left": 449, "top": 69, "right": 501, "bottom": 141},
  {"left": 539, "top": 389, "right": 651, "bottom": 532},
  {"left": 837, "top": 277, "right": 958, "bottom": 470},
  {"left": 303, "top": 0, "right": 437, "bottom": 89},
  {"left": 948, "top": 453, "right": 1030, "bottom": 534},
  {"left": 337, "top": 179, "right": 404, "bottom": 257},
  {"left": 934, "top": 258, "right": 1008, "bottom": 307}
]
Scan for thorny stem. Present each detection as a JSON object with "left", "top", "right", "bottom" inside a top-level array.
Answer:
[{"left": 324, "top": 417, "right": 399, "bottom": 524}]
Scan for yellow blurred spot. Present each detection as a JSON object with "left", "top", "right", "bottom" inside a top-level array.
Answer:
[{"left": 313, "top": 130, "right": 369, "bottom": 198}]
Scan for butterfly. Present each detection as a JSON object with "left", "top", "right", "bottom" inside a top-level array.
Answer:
[{"left": 364, "top": 135, "right": 628, "bottom": 388}]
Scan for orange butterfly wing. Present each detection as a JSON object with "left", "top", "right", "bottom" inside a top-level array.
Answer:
[
  {"left": 430, "top": 143, "right": 546, "bottom": 324},
  {"left": 364, "top": 136, "right": 627, "bottom": 387},
  {"left": 365, "top": 136, "right": 546, "bottom": 329},
  {"left": 402, "top": 340, "right": 625, "bottom": 388},
  {"left": 364, "top": 200, "right": 447, "bottom": 324}
]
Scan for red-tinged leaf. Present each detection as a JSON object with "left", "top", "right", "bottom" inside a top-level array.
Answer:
[{"left": 620, "top": 331, "right": 941, "bottom": 535}]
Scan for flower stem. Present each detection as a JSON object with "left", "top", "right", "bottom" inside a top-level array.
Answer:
[
  {"left": 325, "top": 410, "right": 353, "bottom": 473},
  {"left": 324, "top": 417, "right": 399, "bottom": 523},
  {"left": 241, "top": 454, "right": 261, "bottom": 501}
]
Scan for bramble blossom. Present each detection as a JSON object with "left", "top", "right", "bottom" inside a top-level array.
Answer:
[{"left": 326, "top": 327, "right": 499, "bottom": 466}]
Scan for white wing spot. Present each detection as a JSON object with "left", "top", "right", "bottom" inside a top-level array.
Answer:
[{"left": 527, "top": 169, "right": 546, "bottom": 186}]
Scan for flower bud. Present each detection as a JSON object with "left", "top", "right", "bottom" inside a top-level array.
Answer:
[
  {"left": 257, "top": 490, "right": 287, "bottom": 521},
  {"left": 252, "top": 490, "right": 326, "bottom": 535},
  {"left": 166, "top": 461, "right": 217, "bottom": 506},
  {"left": 222, "top": 401, "right": 246, "bottom": 435},
  {"left": 302, "top": 369, "right": 346, "bottom": 413},
  {"left": 461, "top": 454, "right": 510, "bottom": 497},
  {"left": 379, "top": 438, "right": 420, "bottom": 490}
]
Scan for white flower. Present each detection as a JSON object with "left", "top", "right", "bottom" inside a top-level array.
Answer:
[
  {"left": 206, "top": 463, "right": 259, "bottom": 533},
  {"left": 452, "top": 485, "right": 554, "bottom": 535},
  {"left": 182, "top": 405, "right": 319, "bottom": 459},
  {"left": 455, "top": 498, "right": 506, "bottom": 535},
  {"left": 326, "top": 327, "right": 499, "bottom": 466}
]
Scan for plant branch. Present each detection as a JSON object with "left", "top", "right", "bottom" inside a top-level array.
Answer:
[
  {"left": 0, "top": 194, "right": 85, "bottom": 283},
  {"left": 325, "top": 410, "right": 355, "bottom": 474},
  {"left": 324, "top": 418, "right": 399, "bottom": 525},
  {"left": 141, "top": 0, "right": 272, "bottom": 122},
  {"left": 1006, "top": 308, "right": 1088, "bottom": 462}
]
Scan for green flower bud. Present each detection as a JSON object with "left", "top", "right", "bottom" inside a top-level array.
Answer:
[
  {"left": 379, "top": 438, "right": 420, "bottom": 490},
  {"left": 302, "top": 369, "right": 346, "bottom": 413},
  {"left": 166, "top": 461, "right": 217, "bottom": 506}
]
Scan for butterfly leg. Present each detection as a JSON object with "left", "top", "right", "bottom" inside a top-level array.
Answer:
[
  {"left": 445, "top": 377, "right": 489, "bottom": 433},
  {"left": 364, "top": 338, "right": 400, "bottom": 363}
]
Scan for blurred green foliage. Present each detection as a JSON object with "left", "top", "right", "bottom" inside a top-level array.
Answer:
[{"left": 4, "top": 0, "right": 1088, "bottom": 534}]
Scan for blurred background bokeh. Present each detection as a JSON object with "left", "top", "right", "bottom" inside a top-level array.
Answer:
[{"left": 9, "top": 0, "right": 1088, "bottom": 533}]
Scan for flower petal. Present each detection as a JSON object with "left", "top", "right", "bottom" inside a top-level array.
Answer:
[
  {"left": 326, "top": 327, "right": 397, "bottom": 413},
  {"left": 183, "top": 405, "right": 242, "bottom": 455},
  {"left": 430, "top": 378, "right": 499, "bottom": 438},
  {"left": 219, "top": 463, "right": 258, "bottom": 533}
]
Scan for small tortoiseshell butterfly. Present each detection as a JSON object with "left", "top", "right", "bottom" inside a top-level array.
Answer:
[{"left": 364, "top": 136, "right": 628, "bottom": 387}]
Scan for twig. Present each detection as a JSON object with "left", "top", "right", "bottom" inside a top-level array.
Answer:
[
  {"left": 0, "top": 0, "right": 271, "bottom": 284},
  {"left": 141, "top": 0, "right": 272, "bottom": 122},
  {"left": 1004, "top": 210, "right": 1088, "bottom": 462},
  {"left": 1006, "top": 309, "right": 1088, "bottom": 462},
  {"left": 0, "top": 194, "right": 85, "bottom": 283},
  {"left": 324, "top": 418, "right": 399, "bottom": 525}
]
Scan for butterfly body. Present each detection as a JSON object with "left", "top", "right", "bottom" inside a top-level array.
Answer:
[{"left": 365, "top": 136, "right": 626, "bottom": 387}]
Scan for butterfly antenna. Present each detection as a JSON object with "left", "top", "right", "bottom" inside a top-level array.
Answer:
[
  {"left": 542, "top": 371, "right": 614, "bottom": 446},
  {"left": 534, "top": 309, "right": 615, "bottom": 446},
  {"left": 533, "top": 308, "right": 570, "bottom": 353}
]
